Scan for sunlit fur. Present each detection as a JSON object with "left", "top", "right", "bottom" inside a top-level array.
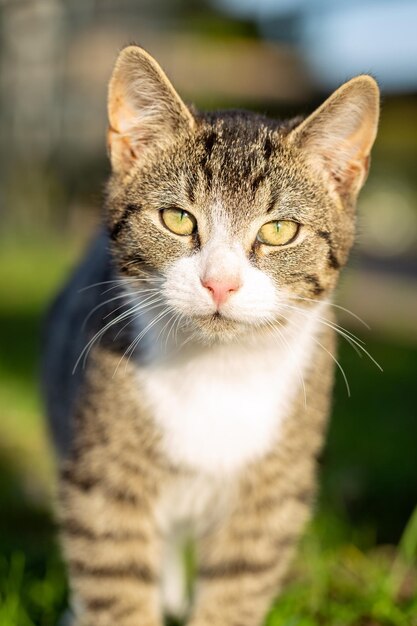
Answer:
[{"left": 41, "top": 46, "right": 379, "bottom": 626}]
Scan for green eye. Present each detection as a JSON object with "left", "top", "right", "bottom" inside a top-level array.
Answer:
[
  {"left": 161, "top": 208, "right": 197, "bottom": 236},
  {"left": 257, "top": 220, "right": 299, "bottom": 246}
]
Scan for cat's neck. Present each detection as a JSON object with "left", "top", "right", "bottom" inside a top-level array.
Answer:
[{"left": 136, "top": 296, "right": 329, "bottom": 474}]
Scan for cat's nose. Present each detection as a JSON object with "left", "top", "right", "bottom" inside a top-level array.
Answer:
[{"left": 201, "top": 277, "right": 241, "bottom": 308}]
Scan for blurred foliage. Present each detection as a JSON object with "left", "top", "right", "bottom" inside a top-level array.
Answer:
[{"left": 267, "top": 513, "right": 417, "bottom": 626}]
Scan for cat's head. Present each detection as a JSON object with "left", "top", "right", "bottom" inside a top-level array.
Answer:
[{"left": 105, "top": 46, "right": 379, "bottom": 342}]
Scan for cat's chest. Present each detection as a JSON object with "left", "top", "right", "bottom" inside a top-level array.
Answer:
[{"left": 138, "top": 328, "right": 316, "bottom": 474}]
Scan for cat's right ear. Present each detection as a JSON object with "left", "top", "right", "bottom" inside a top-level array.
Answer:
[
  {"left": 107, "top": 46, "right": 195, "bottom": 176},
  {"left": 287, "top": 75, "right": 379, "bottom": 202}
]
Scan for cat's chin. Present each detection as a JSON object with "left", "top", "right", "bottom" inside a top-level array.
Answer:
[{"left": 187, "top": 313, "right": 258, "bottom": 345}]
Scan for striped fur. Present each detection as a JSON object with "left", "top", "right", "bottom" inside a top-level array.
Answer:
[{"left": 42, "top": 46, "right": 379, "bottom": 626}]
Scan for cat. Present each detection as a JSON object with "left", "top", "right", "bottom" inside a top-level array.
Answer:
[{"left": 42, "top": 45, "right": 379, "bottom": 626}]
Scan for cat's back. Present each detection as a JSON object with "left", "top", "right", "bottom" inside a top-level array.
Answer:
[{"left": 41, "top": 229, "right": 112, "bottom": 456}]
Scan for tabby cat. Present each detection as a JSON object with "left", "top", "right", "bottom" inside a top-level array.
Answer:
[{"left": 42, "top": 46, "right": 379, "bottom": 626}]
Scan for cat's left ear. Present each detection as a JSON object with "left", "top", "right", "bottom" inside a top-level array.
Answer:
[
  {"left": 108, "top": 46, "right": 195, "bottom": 175},
  {"left": 287, "top": 75, "right": 380, "bottom": 201}
]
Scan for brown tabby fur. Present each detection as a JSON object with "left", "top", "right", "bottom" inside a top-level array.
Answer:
[{"left": 42, "top": 46, "right": 379, "bottom": 626}]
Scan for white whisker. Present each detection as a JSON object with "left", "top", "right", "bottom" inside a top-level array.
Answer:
[
  {"left": 265, "top": 318, "right": 307, "bottom": 408},
  {"left": 79, "top": 276, "right": 163, "bottom": 294},
  {"left": 73, "top": 297, "right": 164, "bottom": 373},
  {"left": 82, "top": 293, "right": 134, "bottom": 329},
  {"left": 312, "top": 334, "right": 351, "bottom": 396},
  {"left": 114, "top": 307, "right": 173, "bottom": 375},
  {"left": 103, "top": 292, "right": 161, "bottom": 321},
  {"left": 113, "top": 298, "right": 166, "bottom": 340},
  {"left": 288, "top": 295, "right": 370, "bottom": 329},
  {"left": 280, "top": 302, "right": 382, "bottom": 372}
]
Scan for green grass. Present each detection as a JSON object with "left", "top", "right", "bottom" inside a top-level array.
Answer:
[
  {"left": 0, "top": 552, "right": 67, "bottom": 626},
  {"left": 1, "top": 238, "right": 416, "bottom": 625},
  {"left": 267, "top": 512, "right": 417, "bottom": 626},
  {"left": 0, "top": 513, "right": 416, "bottom": 626}
]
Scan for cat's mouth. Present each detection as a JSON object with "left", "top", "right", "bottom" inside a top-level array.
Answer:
[
  {"left": 186, "top": 308, "right": 289, "bottom": 344},
  {"left": 189, "top": 311, "right": 262, "bottom": 343}
]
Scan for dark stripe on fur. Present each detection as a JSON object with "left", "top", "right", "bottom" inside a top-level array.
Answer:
[
  {"left": 110, "top": 204, "right": 140, "bottom": 241},
  {"left": 115, "top": 605, "right": 141, "bottom": 621},
  {"left": 199, "top": 557, "right": 276, "bottom": 579},
  {"left": 317, "top": 230, "right": 341, "bottom": 270},
  {"left": 61, "top": 467, "right": 96, "bottom": 491},
  {"left": 266, "top": 192, "right": 279, "bottom": 213},
  {"left": 64, "top": 518, "right": 148, "bottom": 542},
  {"left": 201, "top": 163, "right": 213, "bottom": 187},
  {"left": 200, "top": 130, "right": 216, "bottom": 187},
  {"left": 304, "top": 274, "right": 325, "bottom": 296},
  {"left": 204, "top": 130, "right": 217, "bottom": 155},
  {"left": 255, "top": 488, "right": 314, "bottom": 513},
  {"left": 71, "top": 559, "right": 157, "bottom": 583},
  {"left": 186, "top": 171, "right": 197, "bottom": 203},
  {"left": 62, "top": 468, "right": 141, "bottom": 505},
  {"left": 264, "top": 135, "right": 273, "bottom": 161},
  {"left": 251, "top": 170, "right": 268, "bottom": 193},
  {"left": 273, "top": 533, "right": 301, "bottom": 551},
  {"left": 86, "top": 597, "right": 116, "bottom": 612}
]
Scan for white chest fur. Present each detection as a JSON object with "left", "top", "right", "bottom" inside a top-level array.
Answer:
[{"left": 138, "top": 308, "right": 323, "bottom": 475}]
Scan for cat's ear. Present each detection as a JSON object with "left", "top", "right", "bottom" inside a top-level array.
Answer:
[
  {"left": 287, "top": 75, "right": 379, "bottom": 201},
  {"left": 107, "top": 46, "right": 195, "bottom": 175}
]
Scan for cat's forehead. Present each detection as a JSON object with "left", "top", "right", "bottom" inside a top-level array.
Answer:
[
  {"left": 185, "top": 114, "right": 317, "bottom": 223},
  {"left": 125, "top": 110, "right": 322, "bottom": 228},
  {"left": 195, "top": 112, "right": 292, "bottom": 169}
]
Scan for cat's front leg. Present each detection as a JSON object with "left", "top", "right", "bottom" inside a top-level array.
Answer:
[
  {"left": 189, "top": 452, "right": 316, "bottom": 626},
  {"left": 58, "top": 448, "right": 164, "bottom": 626}
]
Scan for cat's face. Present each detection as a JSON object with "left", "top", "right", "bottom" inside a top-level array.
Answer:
[{"left": 106, "top": 47, "right": 379, "bottom": 342}]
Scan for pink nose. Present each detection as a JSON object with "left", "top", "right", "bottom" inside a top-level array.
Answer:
[{"left": 201, "top": 277, "right": 241, "bottom": 308}]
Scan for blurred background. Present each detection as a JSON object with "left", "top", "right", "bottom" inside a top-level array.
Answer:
[{"left": 1, "top": 0, "right": 416, "bottom": 624}]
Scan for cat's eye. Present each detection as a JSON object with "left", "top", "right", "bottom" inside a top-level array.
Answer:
[
  {"left": 160, "top": 208, "right": 197, "bottom": 236},
  {"left": 257, "top": 220, "right": 299, "bottom": 246}
]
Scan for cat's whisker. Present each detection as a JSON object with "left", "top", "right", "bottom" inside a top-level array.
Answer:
[
  {"left": 176, "top": 319, "right": 196, "bottom": 352},
  {"left": 113, "top": 298, "right": 166, "bottom": 340},
  {"left": 286, "top": 310, "right": 351, "bottom": 395},
  {"left": 74, "top": 297, "right": 165, "bottom": 373},
  {"left": 79, "top": 276, "right": 163, "bottom": 293},
  {"left": 78, "top": 279, "right": 130, "bottom": 293},
  {"left": 164, "top": 310, "right": 182, "bottom": 352},
  {"left": 103, "top": 292, "right": 162, "bottom": 321},
  {"left": 117, "top": 307, "right": 173, "bottom": 375},
  {"left": 264, "top": 317, "right": 307, "bottom": 408},
  {"left": 288, "top": 295, "right": 370, "bottom": 329},
  {"left": 82, "top": 293, "right": 135, "bottom": 329},
  {"left": 280, "top": 302, "right": 382, "bottom": 372},
  {"left": 101, "top": 281, "right": 161, "bottom": 296},
  {"left": 173, "top": 312, "right": 186, "bottom": 347},
  {"left": 155, "top": 308, "right": 176, "bottom": 349},
  {"left": 282, "top": 308, "right": 351, "bottom": 395},
  {"left": 125, "top": 308, "right": 170, "bottom": 358},
  {"left": 280, "top": 302, "right": 364, "bottom": 356},
  {"left": 82, "top": 290, "right": 163, "bottom": 331},
  {"left": 313, "top": 334, "right": 351, "bottom": 396}
]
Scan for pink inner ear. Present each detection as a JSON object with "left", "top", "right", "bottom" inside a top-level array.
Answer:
[
  {"left": 108, "top": 84, "right": 145, "bottom": 171},
  {"left": 311, "top": 116, "right": 375, "bottom": 199},
  {"left": 322, "top": 149, "right": 368, "bottom": 199},
  {"left": 107, "top": 126, "right": 140, "bottom": 175},
  {"left": 109, "top": 89, "right": 138, "bottom": 136}
]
